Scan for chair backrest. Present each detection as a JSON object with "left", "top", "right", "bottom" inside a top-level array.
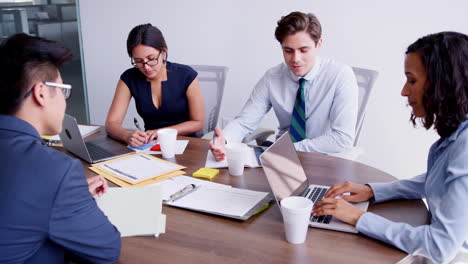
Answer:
[
  {"left": 352, "top": 67, "right": 378, "bottom": 146},
  {"left": 191, "top": 65, "right": 229, "bottom": 137}
]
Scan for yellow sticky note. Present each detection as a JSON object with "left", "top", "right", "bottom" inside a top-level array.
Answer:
[{"left": 192, "top": 168, "right": 219, "bottom": 180}]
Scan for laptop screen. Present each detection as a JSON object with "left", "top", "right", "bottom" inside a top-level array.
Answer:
[{"left": 259, "top": 132, "right": 309, "bottom": 202}]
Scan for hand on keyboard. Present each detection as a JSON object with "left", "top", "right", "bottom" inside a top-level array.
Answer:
[
  {"left": 323, "top": 181, "right": 374, "bottom": 202},
  {"left": 312, "top": 197, "right": 366, "bottom": 226}
]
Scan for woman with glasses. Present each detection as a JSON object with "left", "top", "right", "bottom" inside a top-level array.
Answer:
[
  {"left": 105, "top": 23, "right": 204, "bottom": 147},
  {"left": 313, "top": 31, "right": 468, "bottom": 264}
]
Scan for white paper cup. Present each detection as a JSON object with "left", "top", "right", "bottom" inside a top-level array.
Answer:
[
  {"left": 281, "top": 196, "right": 313, "bottom": 244},
  {"left": 225, "top": 143, "right": 246, "bottom": 176},
  {"left": 157, "top": 129, "right": 177, "bottom": 158}
]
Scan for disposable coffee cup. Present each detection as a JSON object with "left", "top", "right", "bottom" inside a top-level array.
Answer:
[
  {"left": 157, "top": 128, "right": 177, "bottom": 158},
  {"left": 225, "top": 143, "right": 246, "bottom": 176},
  {"left": 280, "top": 196, "right": 314, "bottom": 244}
]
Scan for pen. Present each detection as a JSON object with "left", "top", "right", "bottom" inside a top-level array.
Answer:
[
  {"left": 165, "top": 184, "right": 199, "bottom": 204},
  {"left": 134, "top": 117, "right": 143, "bottom": 131},
  {"left": 213, "top": 130, "right": 217, "bottom": 145}
]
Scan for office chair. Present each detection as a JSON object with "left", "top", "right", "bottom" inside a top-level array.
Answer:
[
  {"left": 191, "top": 65, "right": 229, "bottom": 138},
  {"left": 243, "top": 66, "right": 379, "bottom": 159},
  {"left": 351, "top": 66, "right": 378, "bottom": 146}
]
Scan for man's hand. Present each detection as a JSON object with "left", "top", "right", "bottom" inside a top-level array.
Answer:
[
  {"left": 209, "top": 127, "right": 226, "bottom": 161},
  {"left": 87, "top": 175, "right": 108, "bottom": 197}
]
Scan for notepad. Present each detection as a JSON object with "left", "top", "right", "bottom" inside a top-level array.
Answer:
[
  {"left": 192, "top": 168, "right": 219, "bottom": 180},
  {"left": 128, "top": 140, "right": 189, "bottom": 155}
]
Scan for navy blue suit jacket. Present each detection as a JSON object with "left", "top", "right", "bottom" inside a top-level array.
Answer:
[{"left": 0, "top": 115, "right": 121, "bottom": 264}]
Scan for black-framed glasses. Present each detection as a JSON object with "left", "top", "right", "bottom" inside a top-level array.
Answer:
[
  {"left": 131, "top": 51, "right": 161, "bottom": 68},
  {"left": 22, "top": 82, "right": 73, "bottom": 100}
]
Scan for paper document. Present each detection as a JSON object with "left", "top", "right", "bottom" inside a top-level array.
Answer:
[
  {"left": 94, "top": 153, "right": 185, "bottom": 184},
  {"left": 129, "top": 140, "right": 189, "bottom": 155},
  {"left": 42, "top": 125, "right": 100, "bottom": 142},
  {"left": 95, "top": 185, "right": 166, "bottom": 237},
  {"left": 205, "top": 146, "right": 263, "bottom": 169},
  {"left": 168, "top": 185, "right": 269, "bottom": 218},
  {"left": 157, "top": 176, "right": 271, "bottom": 219},
  {"left": 152, "top": 175, "right": 231, "bottom": 200}
]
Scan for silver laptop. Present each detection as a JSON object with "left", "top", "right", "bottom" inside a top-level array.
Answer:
[
  {"left": 59, "top": 114, "right": 135, "bottom": 163},
  {"left": 259, "top": 132, "right": 369, "bottom": 233}
]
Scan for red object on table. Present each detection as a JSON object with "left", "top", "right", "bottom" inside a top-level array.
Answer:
[{"left": 150, "top": 144, "right": 161, "bottom": 151}]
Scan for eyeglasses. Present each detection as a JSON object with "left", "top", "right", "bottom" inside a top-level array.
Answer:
[
  {"left": 44, "top": 82, "right": 72, "bottom": 99},
  {"left": 22, "top": 82, "right": 73, "bottom": 100},
  {"left": 131, "top": 52, "right": 161, "bottom": 68}
]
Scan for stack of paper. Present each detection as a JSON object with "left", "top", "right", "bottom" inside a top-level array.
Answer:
[
  {"left": 42, "top": 125, "right": 100, "bottom": 146},
  {"left": 154, "top": 176, "right": 272, "bottom": 220},
  {"left": 95, "top": 185, "right": 166, "bottom": 237},
  {"left": 89, "top": 153, "right": 186, "bottom": 187}
]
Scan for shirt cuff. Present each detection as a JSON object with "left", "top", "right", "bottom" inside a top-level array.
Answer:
[
  {"left": 355, "top": 212, "right": 387, "bottom": 236},
  {"left": 367, "top": 182, "right": 398, "bottom": 203}
]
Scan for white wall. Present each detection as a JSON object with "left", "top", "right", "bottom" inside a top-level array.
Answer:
[{"left": 78, "top": 0, "right": 467, "bottom": 179}]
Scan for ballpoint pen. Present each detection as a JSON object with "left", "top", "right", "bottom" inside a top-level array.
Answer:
[
  {"left": 165, "top": 184, "right": 199, "bottom": 204},
  {"left": 134, "top": 117, "right": 143, "bottom": 131}
]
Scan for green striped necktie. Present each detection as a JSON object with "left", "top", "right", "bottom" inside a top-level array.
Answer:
[{"left": 289, "top": 78, "right": 306, "bottom": 143}]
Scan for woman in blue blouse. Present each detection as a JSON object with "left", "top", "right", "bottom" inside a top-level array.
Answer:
[
  {"left": 313, "top": 32, "right": 468, "bottom": 263},
  {"left": 106, "top": 24, "right": 204, "bottom": 147}
]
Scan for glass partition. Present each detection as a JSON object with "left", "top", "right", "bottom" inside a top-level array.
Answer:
[{"left": 0, "top": 0, "right": 88, "bottom": 123}]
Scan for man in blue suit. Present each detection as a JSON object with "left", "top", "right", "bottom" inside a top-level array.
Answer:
[{"left": 0, "top": 34, "right": 121, "bottom": 263}]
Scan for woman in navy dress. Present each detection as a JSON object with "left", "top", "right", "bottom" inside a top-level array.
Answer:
[{"left": 106, "top": 24, "right": 204, "bottom": 147}]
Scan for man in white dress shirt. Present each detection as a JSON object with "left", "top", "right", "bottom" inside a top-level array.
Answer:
[{"left": 210, "top": 11, "right": 358, "bottom": 161}]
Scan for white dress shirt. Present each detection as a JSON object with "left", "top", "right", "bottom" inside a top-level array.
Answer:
[{"left": 223, "top": 57, "right": 358, "bottom": 154}]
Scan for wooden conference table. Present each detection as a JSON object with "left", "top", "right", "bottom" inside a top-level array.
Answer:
[{"left": 77, "top": 135, "right": 429, "bottom": 264}]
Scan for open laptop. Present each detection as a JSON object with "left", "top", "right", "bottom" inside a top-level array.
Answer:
[
  {"left": 59, "top": 114, "right": 135, "bottom": 163},
  {"left": 259, "top": 132, "right": 369, "bottom": 233}
]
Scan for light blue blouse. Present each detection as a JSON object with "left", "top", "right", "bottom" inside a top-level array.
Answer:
[{"left": 356, "top": 119, "right": 468, "bottom": 263}]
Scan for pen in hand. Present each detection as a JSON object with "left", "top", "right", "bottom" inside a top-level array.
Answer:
[
  {"left": 134, "top": 117, "right": 143, "bottom": 131},
  {"left": 133, "top": 117, "right": 149, "bottom": 144}
]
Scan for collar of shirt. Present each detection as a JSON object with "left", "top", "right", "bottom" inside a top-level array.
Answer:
[
  {"left": 433, "top": 116, "right": 468, "bottom": 152},
  {"left": 0, "top": 114, "right": 41, "bottom": 140},
  {"left": 286, "top": 56, "right": 322, "bottom": 85}
]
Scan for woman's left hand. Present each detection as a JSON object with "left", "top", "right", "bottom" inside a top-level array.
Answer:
[
  {"left": 312, "top": 197, "right": 366, "bottom": 226},
  {"left": 145, "top": 130, "right": 159, "bottom": 142}
]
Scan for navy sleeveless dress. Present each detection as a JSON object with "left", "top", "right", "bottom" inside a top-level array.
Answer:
[{"left": 120, "top": 61, "right": 198, "bottom": 134}]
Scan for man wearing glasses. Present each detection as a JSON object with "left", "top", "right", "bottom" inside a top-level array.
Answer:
[{"left": 0, "top": 34, "right": 121, "bottom": 263}]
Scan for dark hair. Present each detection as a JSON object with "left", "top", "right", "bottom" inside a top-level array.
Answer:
[
  {"left": 0, "top": 33, "right": 72, "bottom": 115},
  {"left": 406, "top": 31, "right": 468, "bottom": 137},
  {"left": 275, "top": 11, "right": 322, "bottom": 45},
  {"left": 127, "top": 23, "right": 168, "bottom": 61}
]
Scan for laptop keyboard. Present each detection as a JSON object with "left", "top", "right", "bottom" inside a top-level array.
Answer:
[
  {"left": 85, "top": 141, "right": 114, "bottom": 161},
  {"left": 307, "top": 187, "right": 332, "bottom": 224}
]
